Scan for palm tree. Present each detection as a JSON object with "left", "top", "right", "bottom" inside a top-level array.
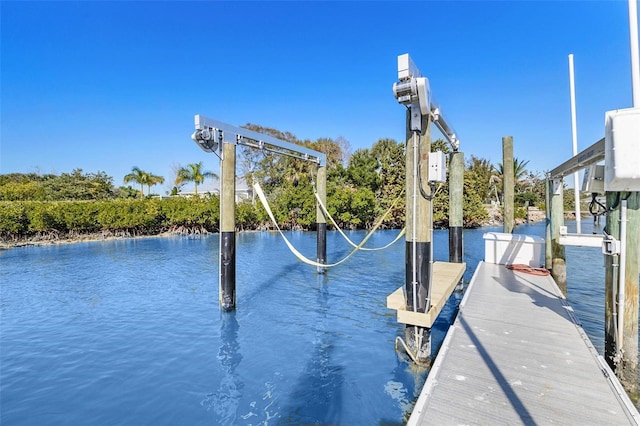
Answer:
[
  {"left": 175, "top": 162, "right": 218, "bottom": 195},
  {"left": 123, "top": 166, "right": 149, "bottom": 197},
  {"left": 489, "top": 174, "right": 501, "bottom": 204},
  {"left": 146, "top": 174, "right": 165, "bottom": 196},
  {"left": 123, "top": 167, "right": 165, "bottom": 197},
  {"left": 492, "top": 158, "right": 530, "bottom": 204},
  {"left": 497, "top": 158, "right": 530, "bottom": 182}
]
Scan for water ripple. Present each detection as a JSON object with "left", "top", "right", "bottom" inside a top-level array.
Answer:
[{"left": 1, "top": 226, "right": 620, "bottom": 424}]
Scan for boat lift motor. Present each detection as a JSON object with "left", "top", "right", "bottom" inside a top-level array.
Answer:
[
  {"left": 392, "top": 54, "right": 460, "bottom": 151},
  {"left": 392, "top": 54, "right": 431, "bottom": 133}
]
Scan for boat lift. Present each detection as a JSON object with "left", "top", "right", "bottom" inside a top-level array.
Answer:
[
  {"left": 387, "top": 54, "right": 466, "bottom": 365},
  {"left": 192, "top": 115, "right": 327, "bottom": 311}
]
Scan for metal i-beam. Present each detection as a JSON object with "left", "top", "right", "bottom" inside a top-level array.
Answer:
[
  {"left": 549, "top": 138, "right": 605, "bottom": 180},
  {"left": 431, "top": 107, "right": 459, "bottom": 151},
  {"left": 193, "top": 115, "right": 326, "bottom": 166}
]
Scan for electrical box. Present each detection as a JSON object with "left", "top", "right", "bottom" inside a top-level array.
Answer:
[
  {"left": 428, "top": 151, "right": 447, "bottom": 182},
  {"left": 581, "top": 164, "right": 604, "bottom": 194},
  {"left": 602, "top": 234, "right": 621, "bottom": 256},
  {"left": 604, "top": 107, "right": 640, "bottom": 191}
]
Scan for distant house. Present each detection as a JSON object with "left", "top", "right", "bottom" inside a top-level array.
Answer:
[{"left": 177, "top": 176, "right": 253, "bottom": 203}]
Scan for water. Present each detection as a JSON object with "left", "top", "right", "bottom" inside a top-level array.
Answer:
[{"left": 0, "top": 223, "right": 627, "bottom": 424}]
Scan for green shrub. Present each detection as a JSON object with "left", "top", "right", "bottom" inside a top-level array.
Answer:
[
  {"left": 160, "top": 196, "right": 219, "bottom": 229},
  {"left": 61, "top": 202, "right": 100, "bottom": 232},
  {"left": 515, "top": 206, "right": 527, "bottom": 220},
  {"left": 96, "top": 199, "right": 162, "bottom": 231},
  {"left": 25, "top": 202, "right": 66, "bottom": 232},
  {"left": 0, "top": 202, "right": 28, "bottom": 235},
  {"left": 236, "top": 201, "right": 259, "bottom": 230},
  {"left": 0, "top": 181, "right": 45, "bottom": 201}
]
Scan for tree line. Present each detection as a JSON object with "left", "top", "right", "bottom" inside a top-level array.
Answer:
[{"left": 0, "top": 124, "right": 556, "bottom": 243}]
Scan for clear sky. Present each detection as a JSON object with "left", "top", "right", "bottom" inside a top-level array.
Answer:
[{"left": 1, "top": 1, "right": 637, "bottom": 193}]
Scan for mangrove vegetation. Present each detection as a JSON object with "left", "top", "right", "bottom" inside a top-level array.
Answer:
[{"left": 0, "top": 125, "right": 556, "bottom": 245}]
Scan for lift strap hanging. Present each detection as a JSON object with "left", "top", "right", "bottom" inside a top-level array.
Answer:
[
  {"left": 254, "top": 182, "right": 393, "bottom": 268},
  {"left": 313, "top": 191, "right": 405, "bottom": 250}
]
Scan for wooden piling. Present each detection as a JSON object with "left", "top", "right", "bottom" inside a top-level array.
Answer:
[
  {"left": 604, "top": 191, "right": 639, "bottom": 396},
  {"left": 549, "top": 178, "right": 567, "bottom": 295},
  {"left": 405, "top": 110, "right": 432, "bottom": 363},
  {"left": 545, "top": 178, "right": 552, "bottom": 270},
  {"left": 502, "top": 136, "right": 514, "bottom": 234},
  {"left": 449, "top": 152, "right": 464, "bottom": 264},
  {"left": 316, "top": 165, "right": 327, "bottom": 273},
  {"left": 219, "top": 142, "right": 236, "bottom": 311}
]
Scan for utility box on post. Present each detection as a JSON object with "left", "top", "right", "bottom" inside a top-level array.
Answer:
[
  {"left": 582, "top": 164, "right": 605, "bottom": 194},
  {"left": 604, "top": 107, "right": 640, "bottom": 191},
  {"left": 428, "top": 151, "right": 447, "bottom": 182}
]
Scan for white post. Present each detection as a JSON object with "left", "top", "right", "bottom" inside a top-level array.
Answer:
[
  {"left": 569, "top": 54, "right": 581, "bottom": 233},
  {"left": 618, "top": 200, "right": 627, "bottom": 353},
  {"left": 630, "top": 0, "right": 640, "bottom": 107}
]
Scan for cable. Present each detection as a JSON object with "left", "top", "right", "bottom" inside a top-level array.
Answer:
[
  {"left": 395, "top": 336, "right": 420, "bottom": 364},
  {"left": 609, "top": 192, "right": 621, "bottom": 211},
  {"left": 415, "top": 133, "right": 432, "bottom": 201},
  {"left": 589, "top": 193, "right": 607, "bottom": 217}
]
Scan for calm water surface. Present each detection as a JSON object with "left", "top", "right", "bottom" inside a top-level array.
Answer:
[{"left": 0, "top": 222, "right": 628, "bottom": 424}]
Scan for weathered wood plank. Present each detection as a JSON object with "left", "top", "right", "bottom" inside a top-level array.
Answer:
[
  {"left": 386, "top": 287, "right": 404, "bottom": 311},
  {"left": 387, "top": 261, "right": 466, "bottom": 328}
]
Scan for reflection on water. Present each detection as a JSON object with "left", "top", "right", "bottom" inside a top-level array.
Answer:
[
  {"left": 1, "top": 224, "right": 627, "bottom": 424},
  {"left": 202, "top": 313, "right": 243, "bottom": 422},
  {"left": 279, "top": 274, "right": 346, "bottom": 424}
]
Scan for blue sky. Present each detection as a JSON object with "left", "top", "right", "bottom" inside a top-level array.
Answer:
[{"left": 1, "top": 1, "right": 637, "bottom": 193}]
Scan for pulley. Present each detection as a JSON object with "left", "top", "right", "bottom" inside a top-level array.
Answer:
[{"left": 191, "top": 127, "right": 219, "bottom": 153}]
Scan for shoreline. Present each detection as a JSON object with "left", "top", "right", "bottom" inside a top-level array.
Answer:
[
  {"left": 0, "top": 228, "right": 270, "bottom": 250},
  {"left": 0, "top": 221, "right": 547, "bottom": 251},
  {"left": 3, "top": 205, "right": 574, "bottom": 251},
  {"left": 0, "top": 231, "right": 176, "bottom": 250}
]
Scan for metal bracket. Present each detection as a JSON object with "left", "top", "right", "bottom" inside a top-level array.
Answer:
[
  {"left": 602, "top": 233, "right": 621, "bottom": 255},
  {"left": 410, "top": 104, "right": 423, "bottom": 132}
]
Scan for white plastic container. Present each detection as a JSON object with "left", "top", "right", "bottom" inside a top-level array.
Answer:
[{"left": 483, "top": 232, "right": 545, "bottom": 267}]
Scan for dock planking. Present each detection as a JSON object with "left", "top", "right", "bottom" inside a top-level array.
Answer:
[{"left": 408, "top": 261, "right": 639, "bottom": 425}]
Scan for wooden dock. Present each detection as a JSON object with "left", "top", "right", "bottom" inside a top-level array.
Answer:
[{"left": 408, "top": 261, "right": 640, "bottom": 425}]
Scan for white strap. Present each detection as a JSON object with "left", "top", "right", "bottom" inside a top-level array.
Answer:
[
  {"left": 254, "top": 182, "right": 398, "bottom": 268},
  {"left": 313, "top": 190, "right": 405, "bottom": 250}
]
